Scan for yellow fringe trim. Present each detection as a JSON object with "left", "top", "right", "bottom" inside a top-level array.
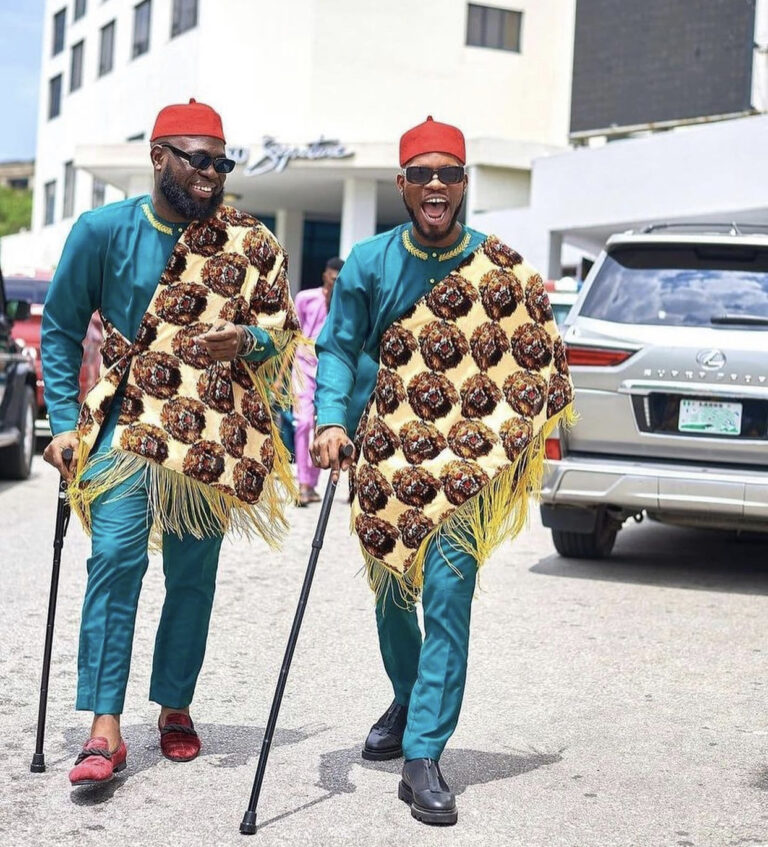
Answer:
[
  {"left": 361, "top": 403, "right": 579, "bottom": 603},
  {"left": 68, "top": 447, "right": 292, "bottom": 552},
  {"left": 254, "top": 329, "right": 312, "bottom": 411},
  {"left": 69, "top": 330, "right": 313, "bottom": 548}
]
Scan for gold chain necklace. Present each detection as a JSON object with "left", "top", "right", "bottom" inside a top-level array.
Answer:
[
  {"left": 141, "top": 202, "right": 174, "bottom": 236},
  {"left": 401, "top": 228, "right": 471, "bottom": 262}
]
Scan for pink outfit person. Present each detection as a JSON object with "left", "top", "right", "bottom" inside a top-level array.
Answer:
[{"left": 292, "top": 258, "right": 343, "bottom": 501}]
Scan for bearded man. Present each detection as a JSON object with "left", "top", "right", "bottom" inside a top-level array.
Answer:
[
  {"left": 313, "top": 117, "right": 575, "bottom": 824},
  {"left": 41, "top": 99, "right": 302, "bottom": 786}
]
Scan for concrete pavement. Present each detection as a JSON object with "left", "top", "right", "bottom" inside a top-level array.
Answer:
[{"left": 2, "top": 457, "right": 768, "bottom": 847}]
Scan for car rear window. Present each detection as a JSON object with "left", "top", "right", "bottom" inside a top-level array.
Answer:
[
  {"left": 580, "top": 244, "right": 768, "bottom": 327},
  {"left": 5, "top": 278, "right": 50, "bottom": 305}
]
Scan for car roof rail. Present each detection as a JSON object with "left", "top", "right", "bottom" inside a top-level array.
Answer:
[{"left": 640, "top": 222, "right": 768, "bottom": 236}]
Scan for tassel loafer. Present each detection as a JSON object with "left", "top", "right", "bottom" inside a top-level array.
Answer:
[
  {"left": 69, "top": 736, "right": 127, "bottom": 786},
  {"left": 159, "top": 713, "right": 201, "bottom": 762}
]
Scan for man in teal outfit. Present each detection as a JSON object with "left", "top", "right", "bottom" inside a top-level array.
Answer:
[
  {"left": 315, "top": 116, "right": 573, "bottom": 825},
  {"left": 313, "top": 117, "right": 484, "bottom": 824},
  {"left": 42, "top": 99, "right": 290, "bottom": 786}
]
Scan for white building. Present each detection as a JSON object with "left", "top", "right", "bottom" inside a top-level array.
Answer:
[
  {"left": 475, "top": 0, "right": 768, "bottom": 277},
  {"left": 477, "top": 111, "right": 768, "bottom": 278},
  {"left": 1, "top": 0, "right": 577, "bottom": 288}
]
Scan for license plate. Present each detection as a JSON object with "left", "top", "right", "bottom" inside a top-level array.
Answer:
[{"left": 678, "top": 399, "right": 742, "bottom": 436}]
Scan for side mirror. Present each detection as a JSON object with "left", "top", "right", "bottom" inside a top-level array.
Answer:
[{"left": 6, "top": 299, "right": 31, "bottom": 322}]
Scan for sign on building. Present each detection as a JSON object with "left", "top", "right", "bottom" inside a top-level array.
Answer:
[{"left": 244, "top": 137, "right": 353, "bottom": 176}]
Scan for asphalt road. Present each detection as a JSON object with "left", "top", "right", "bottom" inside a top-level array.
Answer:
[{"left": 2, "top": 454, "right": 768, "bottom": 847}]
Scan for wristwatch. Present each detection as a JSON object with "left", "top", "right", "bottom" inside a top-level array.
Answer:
[{"left": 237, "top": 326, "right": 257, "bottom": 358}]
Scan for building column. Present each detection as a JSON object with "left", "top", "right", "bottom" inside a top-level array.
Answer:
[
  {"left": 547, "top": 231, "right": 563, "bottom": 279},
  {"left": 753, "top": 0, "right": 768, "bottom": 111},
  {"left": 275, "top": 209, "right": 304, "bottom": 296},
  {"left": 464, "top": 165, "right": 479, "bottom": 221},
  {"left": 339, "top": 178, "right": 377, "bottom": 259}
]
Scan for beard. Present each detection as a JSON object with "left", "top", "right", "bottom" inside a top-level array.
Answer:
[
  {"left": 160, "top": 167, "right": 224, "bottom": 220},
  {"left": 402, "top": 192, "right": 465, "bottom": 244}
]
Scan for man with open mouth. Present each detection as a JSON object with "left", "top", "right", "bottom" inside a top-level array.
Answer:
[
  {"left": 312, "top": 116, "right": 575, "bottom": 825},
  {"left": 41, "top": 99, "right": 302, "bottom": 789}
]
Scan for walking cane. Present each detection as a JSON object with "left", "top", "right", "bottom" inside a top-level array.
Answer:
[
  {"left": 240, "top": 442, "right": 354, "bottom": 835},
  {"left": 30, "top": 446, "right": 73, "bottom": 773}
]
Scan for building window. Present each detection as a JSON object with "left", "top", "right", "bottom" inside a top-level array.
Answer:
[
  {"left": 63, "top": 161, "right": 76, "bottom": 218},
  {"left": 92, "top": 177, "right": 106, "bottom": 208},
  {"left": 132, "top": 0, "right": 151, "bottom": 58},
  {"left": 44, "top": 181, "right": 57, "bottom": 225},
  {"left": 48, "top": 75, "right": 63, "bottom": 119},
  {"left": 70, "top": 40, "right": 84, "bottom": 91},
  {"left": 52, "top": 8, "right": 66, "bottom": 55},
  {"left": 99, "top": 20, "right": 115, "bottom": 76},
  {"left": 466, "top": 4, "right": 522, "bottom": 53},
  {"left": 74, "top": 0, "right": 87, "bottom": 20},
  {"left": 8, "top": 178, "right": 29, "bottom": 190},
  {"left": 171, "top": 0, "right": 197, "bottom": 38}
]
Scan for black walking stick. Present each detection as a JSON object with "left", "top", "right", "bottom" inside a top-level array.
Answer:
[
  {"left": 240, "top": 443, "right": 354, "bottom": 835},
  {"left": 30, "top": 446, "right": 73, "bottom": 773}
]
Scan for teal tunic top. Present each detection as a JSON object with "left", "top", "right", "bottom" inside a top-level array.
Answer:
[
  {"left": 315, "top": 223, "right": 486, "bottom": 434},
  {"left": 42, "top": 195, "right": 276, "bottom": 436}
]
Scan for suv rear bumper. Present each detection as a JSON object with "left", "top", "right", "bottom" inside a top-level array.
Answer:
[{"left": 541, "top": 454, "right": 768, "bottom": 525}]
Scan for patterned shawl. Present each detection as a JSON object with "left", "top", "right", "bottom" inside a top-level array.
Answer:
[
  {"left": 350, "top": 236, "right": 577, "bottom": 599},
  {"left": 69, "top": 205, "right": 306, "bottom": 547}
]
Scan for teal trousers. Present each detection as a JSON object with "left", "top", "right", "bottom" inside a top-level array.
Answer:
[
  {"left": 375, "top": 536, "right": 477, "bottom": 761},
  {"left": 76, "top": 403, "right": 222, "bottom": 714}
]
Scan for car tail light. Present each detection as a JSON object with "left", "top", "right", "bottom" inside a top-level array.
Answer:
[
  {"left": 545, "top": 437, "right": 562, "bottom": 460},
  {"left": 565, "top": 344, "right": 635, "bottom": 367}
]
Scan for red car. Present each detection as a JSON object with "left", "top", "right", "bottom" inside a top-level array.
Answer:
[{"left": 7, "top": 275, "right": 103, "bottom": 436}]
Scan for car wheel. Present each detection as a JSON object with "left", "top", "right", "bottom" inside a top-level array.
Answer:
[
  {"left": 0, "top": 387, "right": 36, "bottom": 480},
  {"left": 551, "top": 512, "right": 618, "bottom": 559}
]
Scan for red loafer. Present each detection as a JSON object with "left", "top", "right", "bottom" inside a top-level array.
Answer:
[
  {"left": 69, "top": 736, "right": 127, "bottom": 786},
  {"left": 159, "top": 713, "right": 201, "bottom": 762}
]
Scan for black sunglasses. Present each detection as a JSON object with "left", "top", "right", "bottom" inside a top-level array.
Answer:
[
  {"left": 402, "top": 165, "right": 465, "bottom": 185},
  {"left": 160, "top": 143, "right": 236, "bottom": 174}
]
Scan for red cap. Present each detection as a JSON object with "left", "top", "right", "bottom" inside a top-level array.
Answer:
[
  {"left": 150, "top": 98, "right": 226, "bottom": 142},
  {"left": 399, "top": 116, "right": 466, "bottom": 166}
]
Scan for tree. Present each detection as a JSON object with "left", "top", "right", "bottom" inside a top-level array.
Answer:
[{"left": 0, "top": 186, "right": 33, "bottom": 238}]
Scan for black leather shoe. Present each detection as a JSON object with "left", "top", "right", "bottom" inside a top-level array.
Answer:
[
  {"left": 361, "top": 700, "right": 407, "bottom": 761},
  {"left": 398, "top": 757, "right": 457, "bottom": 825}
]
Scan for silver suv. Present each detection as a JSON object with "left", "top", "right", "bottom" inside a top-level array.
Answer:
[{"left": 541, "top": 224, "right": 768, "bottom": 558}]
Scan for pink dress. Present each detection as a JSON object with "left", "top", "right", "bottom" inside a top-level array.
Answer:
[{"left": 293, "top": 287, "right": 328, "bottom": 487}]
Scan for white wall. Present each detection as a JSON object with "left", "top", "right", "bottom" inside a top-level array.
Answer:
[
  {"left": 475, "top": 113, "right": 768, "bottom": 276},
  {"left": 20, "top": 0, "right": 577, "bottom": 271},
  {"left": 33, "top": 0, "right": 201, "bottom": 230},
  {"left": 468, "top": 165, "right": 530, "bottom": 213},
  {"left": 307, "top": 0, "right": 575, "bottom": 147}
]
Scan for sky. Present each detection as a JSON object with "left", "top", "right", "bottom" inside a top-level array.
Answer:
[{"left": 0, "top": 1, "right": 45, "bottom": 162}]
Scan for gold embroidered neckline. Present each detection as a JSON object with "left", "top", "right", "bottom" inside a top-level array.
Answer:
[
  {"left": 141, "top": 202, "right": 174, "bottom": 235},
  {"left": 401, "top": 228, "right": 472, "bottom": 262}
]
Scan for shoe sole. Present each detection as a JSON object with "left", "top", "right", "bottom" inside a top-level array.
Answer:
[
  {"left": 361, "top": 745, "right": 403, "bottom": 761},
  {"left": 70, "top": 760, "right": 126, "bottom": 787},
  {"left": 398, "top": 780, "right": 458, "bottom": 825},
  {"left": 161, "top": 749, "right": 200, "bottom": 763}
]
